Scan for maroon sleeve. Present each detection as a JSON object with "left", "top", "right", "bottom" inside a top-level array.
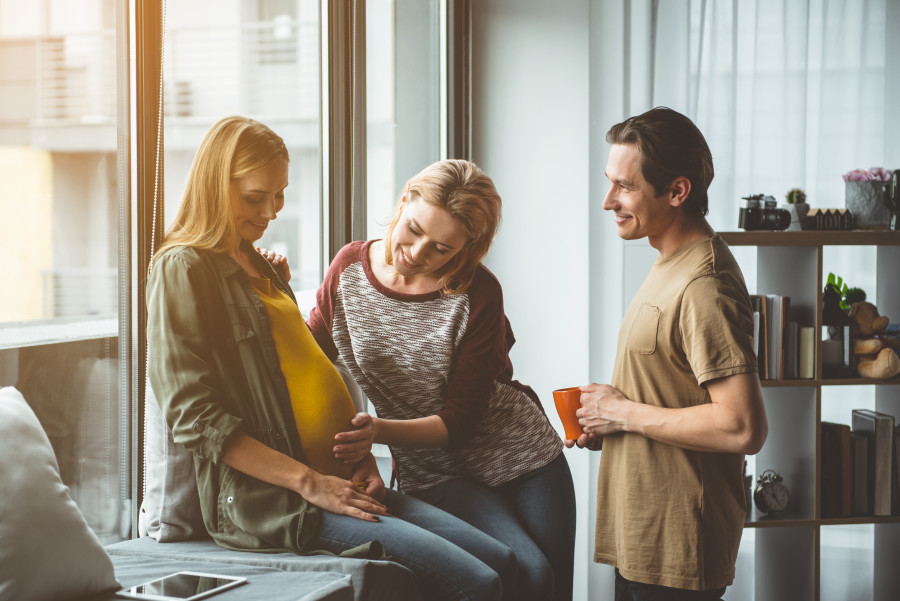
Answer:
[
  {"left": 306, "top": 241, "right": 366, "bottom": 361},
  {"left": 436, "top": 266, "right": 517, "bottom": 448}
]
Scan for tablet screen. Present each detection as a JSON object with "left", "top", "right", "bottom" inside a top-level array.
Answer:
[{"left": 116, "top": 571, "right": 247, "bottom": 601}]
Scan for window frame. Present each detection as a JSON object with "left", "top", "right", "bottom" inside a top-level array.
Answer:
[{"left": 132, "top": 0, "right": 165, "bottom": 533}]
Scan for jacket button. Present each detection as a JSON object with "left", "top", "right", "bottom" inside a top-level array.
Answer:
[{"left": 226, "top": 496, "right": 234, "bottom": 503}]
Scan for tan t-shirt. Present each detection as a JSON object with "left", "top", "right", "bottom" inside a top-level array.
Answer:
[{"left": 593, "top": 234, "right": 757, "bottom": 590}]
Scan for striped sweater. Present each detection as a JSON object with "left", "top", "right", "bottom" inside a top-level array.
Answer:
[{"left": 307, "top": 240, "right": 562, "bottom": 493}]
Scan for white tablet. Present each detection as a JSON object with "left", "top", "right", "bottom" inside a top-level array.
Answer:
[{"left": 115, "top": 571, "right": 248, "bottom": 601}]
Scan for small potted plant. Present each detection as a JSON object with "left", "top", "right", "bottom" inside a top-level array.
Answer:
[
  {"left": 784, "top": 187, "right": 809, "bottom": 230},
  {"left": 822, "top": 272, "right": 849, "bottom": 327},
  {"left": 822, "top": 273, "right": 856, "bottom": 376}
]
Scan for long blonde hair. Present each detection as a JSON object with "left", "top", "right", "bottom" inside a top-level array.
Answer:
[
  {"left": 153, "top": 116, "right": 289, "bottom": 262},
  {"left": 384, "top": 159, "right": 502, "bottom": 294}
]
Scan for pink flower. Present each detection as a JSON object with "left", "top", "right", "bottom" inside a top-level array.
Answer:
[
  {"left": 843, "top": 168, "right": 869, "bottom": 182},
  {"left": 842, "top": 167, "right": 895, "bottom": 182},
  {"left": 867, "top": 167, "right": 893, "bottom": 181}
]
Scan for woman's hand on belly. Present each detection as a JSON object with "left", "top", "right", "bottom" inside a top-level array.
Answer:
[
  {"left": 350, "top": 454, "right": 386, "bottom": 501},
  {"left": 298, "top": 468, "right": 388, "bottom": 522},
  {"left": 222, "top": 429, "right": 387, "bottom": 521},
  {"left": 333, "top": 412, "right": 378, "bottom": 464}
]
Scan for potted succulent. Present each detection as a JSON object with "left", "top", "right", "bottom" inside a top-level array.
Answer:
[{"left": 784, "top": 187, "right": 809, "bottom": 230}]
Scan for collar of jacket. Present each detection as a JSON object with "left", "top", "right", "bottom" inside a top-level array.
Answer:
[{"left": 208, "top": 240, "right": 297, "bottom": 304}]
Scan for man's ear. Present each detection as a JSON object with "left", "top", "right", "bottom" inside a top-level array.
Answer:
[{"left": 669, "top": 176, "right": 692, "bottom": 208}]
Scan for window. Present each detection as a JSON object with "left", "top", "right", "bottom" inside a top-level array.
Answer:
[
  {"left": 0, "top": 0, "right": 460, "bottom": 545},
  {"left": 0, "top": 0, "right": 129, "bottom": 543},
  {"left": 162, "top": 0, "right": 322, "bottom": 309},
  {"left": 366, "top": 0, "right": 445, "bottom": 238}
]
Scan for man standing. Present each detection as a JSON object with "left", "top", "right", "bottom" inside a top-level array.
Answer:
[{"left": 568, "top": 107, "right": 768, "bottom": 600}]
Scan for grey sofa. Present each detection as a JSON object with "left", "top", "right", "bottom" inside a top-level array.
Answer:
[{"left": 99, "top": 537, "right": 420, "bottom": 601}]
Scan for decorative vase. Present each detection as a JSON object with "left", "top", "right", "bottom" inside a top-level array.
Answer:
[
  {"left": 845, "top": 181, "right": 891, "bottom": 229},
  {"left": 785, "top": 202, "right": 809, "bottom": 231}
]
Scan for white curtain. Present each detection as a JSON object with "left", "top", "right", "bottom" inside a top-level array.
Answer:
[
  {"left": 588, "top": 2, "right": 900, "bottom": 599},
  {"left": 608, "top": 0, "right": 900, "bottom": 233}
]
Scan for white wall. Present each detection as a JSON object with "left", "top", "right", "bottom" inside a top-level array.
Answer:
[{"left": 471, "top": 1, "right": 614, "bottom": 598}]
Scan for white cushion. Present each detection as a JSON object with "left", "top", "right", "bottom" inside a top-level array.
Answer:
[
  {"left": 0, "top": 386, "right": 119, "bottom": 601},
  {"left": 138, "top": 380, "right": 205, "bottom": 542}
]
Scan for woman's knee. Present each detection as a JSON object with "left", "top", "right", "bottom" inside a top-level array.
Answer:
[
  {"left": 487, "top": 543, "right": 518, "bottom": 586},
  {"left": 515, "top": 550, "right": 554, "bottom": 599},
  {"left": 465, "top": 563, "right": 504, "bottom": 601},
  {"left": 467, "top": 543, "right": 517, "bottom": 601}
]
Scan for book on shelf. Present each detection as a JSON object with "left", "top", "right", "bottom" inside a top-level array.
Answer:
[
  {"left": 851, "top": 431, "right": 869, "bottom": 515},
  {"left": 754, "top": 294, "right": 793, "bottom": 380},
  {"left": 799, "top": 326, "right": 815, "bottom": 379},
  {"left": 821, "top": 422, "right": 852, "bottom": 518},
  {"left": 894, "top": 426, "right": 900, "bottom": 516},
  {"left": 752, "top": 312, "right": 760, "bottom": 358},
  {"left": 766, "top": 295, "right": 781, "bottom": 379},
  {"left": 779, "top": 296, "right": 790, "bottom": 379},
  {"left": 851, "top": 409, "right": 895, "bottom": 516},
  {"left": 785, "top": 321, "right": 799, "bottom": 379},
  {"left": 750, "top": 294, "right": 767, "bottom": 379}
]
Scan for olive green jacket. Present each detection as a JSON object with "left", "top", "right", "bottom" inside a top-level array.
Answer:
[{"left": 147, "top": 242, "right": 379, "bottom": 557}]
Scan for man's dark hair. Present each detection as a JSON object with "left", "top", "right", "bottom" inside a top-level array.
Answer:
[{"left": 606, "top": 107, "right": 713, "bottom": 217}]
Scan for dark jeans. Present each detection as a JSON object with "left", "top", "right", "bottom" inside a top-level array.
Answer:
[
  {"left": 411, "top": 452, "right": 576, "bottom": 601},
  {"left": 615, "top": 569, "right": 727, "bottom": 601},
  {"left": 316, "top": 488, "right": 515, "bottom": 601}
]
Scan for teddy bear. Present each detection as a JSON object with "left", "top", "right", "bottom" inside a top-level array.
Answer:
[{"left": 848, "top": 301, "right": 900, "bottom": 379}]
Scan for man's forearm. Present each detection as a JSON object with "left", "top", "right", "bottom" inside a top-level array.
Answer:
[{"left": 579, "top": 373, "right": 768, "bottom": 454}]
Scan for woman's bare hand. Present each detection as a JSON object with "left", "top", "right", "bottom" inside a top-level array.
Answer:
[
  {"left": 256, "top": 247, "right": 292, "bottom": 283},
  {"left": 351, "top": 454, "right": 387, "bottom": 501},
  {"left": 299, "top": 470, "right": 388, "bottom": 522},
  {"left": 334, "top": 412, "right": 378, "bottom": 464}
]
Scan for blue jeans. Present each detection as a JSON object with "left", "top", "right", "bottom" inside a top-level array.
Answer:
[
  {"left": 410, "top": 452, "right": 576, "bottom": 601},
  {"left": 615, "top": 569, "right": 727, "bottom": 601},
  {"left": 315, "top": 488, "right": 515, "bottom": 601}
]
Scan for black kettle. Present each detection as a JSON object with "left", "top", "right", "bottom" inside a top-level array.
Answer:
[{"left": 883, "top": 169, "right": 900, "bottom": 230}]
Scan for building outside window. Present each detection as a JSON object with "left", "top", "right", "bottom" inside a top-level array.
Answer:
[
  {"left": 366, "top": 0, "right": 443, "bottom": 239},
  {"left": 0, "top": 0, "right": 126, "bottom": 543},
  {"left": 162, "top": 0, "right": 322, "bottom": 310}
]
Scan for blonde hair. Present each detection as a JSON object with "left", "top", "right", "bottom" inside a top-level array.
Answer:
[
  {"left": 384, "top": 159, "right": 502, "bottom": 294},
  {"left": 153, "top": 116, "right": 289, "bottom": 262}
]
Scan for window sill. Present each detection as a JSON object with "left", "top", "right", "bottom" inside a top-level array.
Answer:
[{"left": 0, "top": 316, "right": 117, "bottom": 350}]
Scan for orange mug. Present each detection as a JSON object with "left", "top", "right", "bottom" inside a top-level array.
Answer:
[{"left": 552, "top": 386, "right": 583, "bottom": 441}]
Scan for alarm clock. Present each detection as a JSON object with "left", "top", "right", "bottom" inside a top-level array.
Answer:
[{"left": 753, "top": 469, "right": 790, "bottom": 514}]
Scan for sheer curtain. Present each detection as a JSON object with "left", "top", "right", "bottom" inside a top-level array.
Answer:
[
  {"left": 589, "top": 1, "right": 900, "bottom": 599},
  {"left": 597, "top": 0, "right": 900, "bottom": 355},
  {"left": 612, "top": 0, "right": 899, "bottom": 232}
]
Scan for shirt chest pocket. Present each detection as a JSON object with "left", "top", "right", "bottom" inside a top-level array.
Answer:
[
  {"left": 220, "top": 298, "right": 258, "bottom": 348},
  {"left": 626, "top": 303, "right": 661, "bottom": 355}
]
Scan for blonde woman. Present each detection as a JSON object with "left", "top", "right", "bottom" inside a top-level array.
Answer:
[
  {"left": 148, "top": 117, "right": 516, "bottom": 601},
  {"left": 301, "top": 160, "right": 576, "bottom": 601}
]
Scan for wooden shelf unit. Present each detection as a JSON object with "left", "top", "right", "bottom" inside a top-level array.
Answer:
[{"left": 720, "top": 230, "right": 900, "bottom": 601}]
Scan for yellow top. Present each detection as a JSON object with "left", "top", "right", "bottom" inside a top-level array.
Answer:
[{"left": 249, "top": 275, "right": 356, "bottom": 479}]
